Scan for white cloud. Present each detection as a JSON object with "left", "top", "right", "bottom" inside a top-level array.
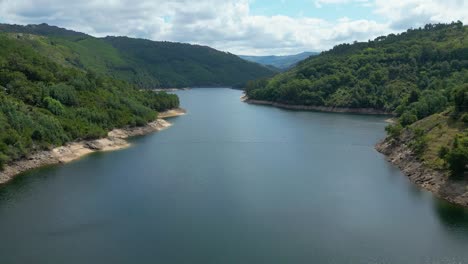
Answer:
[
  {"left": 315, "top": 0, "right": 370, "bottom": 8},
  {"left": 0, "top": 0, "right": 466, "bottom": 55},
  {"left": 374, "top": 0, "right": 468, "bottom": 29}
]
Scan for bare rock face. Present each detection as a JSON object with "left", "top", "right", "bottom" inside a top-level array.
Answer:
[{"left": 376, "top": 137, "right": 468, "bottom": 207}]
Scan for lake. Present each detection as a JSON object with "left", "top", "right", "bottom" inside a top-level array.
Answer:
[{"left": 1, "top": 88, "right": 468, "bottom": 263}]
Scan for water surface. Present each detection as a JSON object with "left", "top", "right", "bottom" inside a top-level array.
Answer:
[{"left": 1, "top": 88, "right": 468, "bottom": 263}]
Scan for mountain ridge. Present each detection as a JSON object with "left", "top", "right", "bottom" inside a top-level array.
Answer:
[{"left": 0, "top": 23, "right": 275, "bottom": 88}]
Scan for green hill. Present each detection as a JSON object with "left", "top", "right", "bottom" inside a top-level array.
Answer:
[
  {"left": 245, "top": 22, "right": 468, "bottom": 177},
  {"left": 0, "top": 33, "right": 179, "bottom": 169},
  {"left": 103, "top": 36, "right": 275, "bottom": 87},
  {"left": 0, "top": 23, "right": 275, "bottom": 88}
]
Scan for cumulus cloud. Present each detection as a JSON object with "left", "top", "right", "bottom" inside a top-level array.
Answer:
[
  {"left": 0, "top": 0, "right": 466, "bottom": 55},
  {"left": 374, "top": 0, "right": 468, "bottom": 30}
]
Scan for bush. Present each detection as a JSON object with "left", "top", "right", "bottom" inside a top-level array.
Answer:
[
  {"left": 438, "top": 146, "right": 449, "bottom": 159},
  {"left": 409, "top": 128, "right": 428, "bottom": 156},
  {"left": 441, "top": 134, "right": 468, "bottom": 177},
  {"left": 399, "top": 112, "right": 418, "bottom": 127},
  {"left": 48, "top": 83, "right": 78, "bottom": 106},
  {"left": 0, "top": 153, "right": 8, "bottom": 170},
  {"left": 446, "top": 147, "right": 468, "bottom": 177},
  {"left": 385, "top": 123, "right": 403, "bottom": 138},
  {"left": 461, "top": 113, "right": 468, "bottom": 123},
  {"left": 43, "top": 97, "right": 65, "bottom": 115},
  {"left": 453, "top": 84, "right": 468, "bottom": 113}
]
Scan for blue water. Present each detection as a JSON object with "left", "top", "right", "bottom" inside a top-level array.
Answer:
[{"left": 1, "top": 88, "right": 467, "bottom": 264}]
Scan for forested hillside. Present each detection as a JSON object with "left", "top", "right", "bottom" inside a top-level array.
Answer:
[
  {"left": 245, "top": 22, "right": 467, "bottom": 177},
  {"left": 0, "top": 23, "right": 274, "bottom": 88},
  {"left": 103, "top": 36, "right": 275, "bottom": 87},
  {"left": 0, "top": 33, "right": 179, "bottom": 169}
]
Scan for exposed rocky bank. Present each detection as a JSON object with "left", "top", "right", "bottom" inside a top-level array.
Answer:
[
  {"left": 376, "top": 137, "right": 468, "bottom": 207},
  {"left": 242, "top": 96, "right": 393, "bottom": 115},
  {"left": 0, "top": 108, "right": 186, "bottom": 185}
]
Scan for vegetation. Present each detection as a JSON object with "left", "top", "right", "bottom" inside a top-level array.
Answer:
[
  {"left": 445, "top": 134, "right": 468, "bottom": 177},
  {"left": 388, "top": 111, "right": 468, "bottom": 178},
  {"left": 0, "top": 23, "right": 275, "bottom": 88},
  {"left": 383, "top": 84, "right": 467, "bottom": 178},
  {"left": 246, "top": 22, "right": 466, "bottom": 111},
  {"left": 0, "top": 33, "right": 179, "bottom": 169},
  {"left": 246, "top": 22, "right": 467, "bottom": 177}
]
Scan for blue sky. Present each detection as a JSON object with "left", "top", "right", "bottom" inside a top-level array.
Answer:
[
  {"left": 0, "top": 0, "right": 466, "bottom": 55},
  {"left": 250, "top": 0, "right": 378, "bottom": 21}
]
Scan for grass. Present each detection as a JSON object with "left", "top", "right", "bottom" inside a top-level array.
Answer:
[{"left": 410, "top": 112, "right": 467, "bottom": 170}]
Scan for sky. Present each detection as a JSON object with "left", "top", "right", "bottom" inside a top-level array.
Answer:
[{"left": 0, "top": 0, "right": 467, "bottom": 55}]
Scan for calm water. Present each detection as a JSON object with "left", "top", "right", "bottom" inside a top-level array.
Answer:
[{"left": 1, "top": 88, "right": 468, "bottom": 264}]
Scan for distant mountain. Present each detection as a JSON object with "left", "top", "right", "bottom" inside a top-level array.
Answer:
[
  {"left": 239, "top": 52, "right": 318, "bottom": 70},
  {"left": 0, "top": 23, "right": 275, "bottom": 88}
]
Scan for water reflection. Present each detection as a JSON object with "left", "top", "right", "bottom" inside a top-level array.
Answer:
[
  {"left": 0, "top": 165, "right": 56, "bottom": 203},
  {"left": 434, "top": 199, "right": 468, "bottom": 241}
]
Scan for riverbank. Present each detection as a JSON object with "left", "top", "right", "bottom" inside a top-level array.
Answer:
[
  {"left": 376, "top": 138, "right": 468, "bottom": 207},
  {"left": 241, "top": 96, "right": 393, "bottom": 115},
  {"left": 158, "top": 108, "right": 187, "bottom": 118},
  {"left": 151, "top": 88, "right": 191, "bottom": 92},
  {"left": 0, "top": 108, "right": 186, "bottom": 185}
]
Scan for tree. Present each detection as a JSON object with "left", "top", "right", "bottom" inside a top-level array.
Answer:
[
  {"left": 454, "top": 84, "right": 468, "bottom": 113},
  {"left": 399, "top": 112, "right": 418, "bottom": 127},
  {"left": 446, "top": 147, "right": 468, "bottom": 177}
]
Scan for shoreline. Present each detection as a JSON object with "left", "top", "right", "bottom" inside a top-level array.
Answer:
[
  {"left": 158, "top": 108, "right": 187, "bottom": 118},
  {"left": 151, "top": 88, "right": 191, "bottom": 92},
  {"left": 0, "top": 108, "right": 186, "bottom": 185},
  {"left": 242, "top": 96, "right": 393, "bottom": 115},
  {"left": 243, "top": 94, "right": 467, "bottom": 207},
  {"left": 376, "top": 138, "right": 468, "bottom": 207}
]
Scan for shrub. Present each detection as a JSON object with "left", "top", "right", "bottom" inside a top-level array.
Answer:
[
  {"left": 438, "top": 146, "right": 450, "bottom": 159},
  {"left": 461, "top": 113, "right": 468, "bottom": 123},
  {"left": 385, "top": 123, "right": 403, "bottom": 138},
  {"left": 446, "top": 147, "right": 468, "bottom": 177},
  {"left": 0, "top": 152, "right": 8, "bottom": 170},
  {"left": 409, "top": 128, "right": 428, "bottom": 156},
  {"left": 399, "top": 112, "right": 418, "bottom": 127},
  {"left": 43, "top": 97, "right": 65, "bottom": 115}
]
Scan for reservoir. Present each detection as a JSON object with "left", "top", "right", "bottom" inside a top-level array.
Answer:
[{"left": 1, "top": 88, "right": 467, "bottom": 263}]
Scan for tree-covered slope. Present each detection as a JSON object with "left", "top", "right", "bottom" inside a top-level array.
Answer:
[
  {"left": 246, "top": 22, "right": 468, "bottom": 177},
  {"left": 0, "top": 33, "right": 179, "bottom": 169},
  {"left": 246, "top": 22, "right": 467, "bottom": 113},
  {"left": 0, "top": 23, "right": 275, "bottom": 88},
  {"left": 239, "top": 52, "right": 318, "bottom": 70},
  {"left": 0, "top": 23, "right": 87, "bottom": 38},
  {"left": 383, "top": 85, "right": 467, "bottom": 178},
  {"left": 103, "top": 36, "right": 275, "bottom": 87}
]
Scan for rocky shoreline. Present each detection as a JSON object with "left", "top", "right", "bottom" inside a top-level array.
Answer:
[
  {"left": 0, "top": 108, "right": 186, "bottom": 185},
  {"left": 376, "top": 138, "right": 468, "bottom": 207},
  {"left": 242, "top": 96, "right": 393, "bottom": 115},
  {"left": 151, "top": 88, "right": 191, "bottom": 92}
]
